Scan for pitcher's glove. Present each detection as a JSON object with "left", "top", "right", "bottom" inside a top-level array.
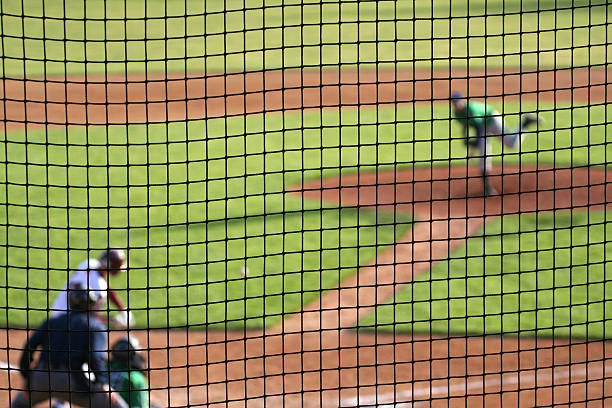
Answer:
[{"left": 464, "top": 136, "right": 479, "bottom": 148}]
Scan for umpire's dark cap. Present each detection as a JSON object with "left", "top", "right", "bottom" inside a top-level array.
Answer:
[{"left": 69, "top": 285, "right": 100, "bottom": 312}]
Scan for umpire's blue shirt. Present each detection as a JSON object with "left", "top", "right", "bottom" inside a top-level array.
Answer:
[{"left": 20, "top": 311, "right": 109, "bottom": 388}]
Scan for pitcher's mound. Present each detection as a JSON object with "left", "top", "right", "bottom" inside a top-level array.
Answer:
[{"left": 294, "top": 165, "right": 612, "bottom": 217}]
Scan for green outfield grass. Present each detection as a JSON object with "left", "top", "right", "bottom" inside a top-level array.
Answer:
[
  {"left": 359, "top": 211, "right": 612, "bottom": 339},
  {"left": 1, "top": 201, "right": 410, "bottom": 329},
  {"left": 1, "top": 101, "right": 609, "bottom": 328},
  {"left": 1, "top": 0, "right": 609, "bottom": 77}
]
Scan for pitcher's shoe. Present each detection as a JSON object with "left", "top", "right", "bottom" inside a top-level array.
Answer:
[{"left": 484, "top": 184, "right": 498, "bottom": 197}]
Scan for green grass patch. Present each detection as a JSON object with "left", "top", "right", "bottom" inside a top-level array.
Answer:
[
  {"left": 1, "top": 0, "right": 609, "bottom": 77},
  {"left": 1, "top": 201, "right": 411, "bottom": 329},
  {"left": 360, "top": 211, "right": 612, "bottom": 339},
  {"left": 1, "top": 101, "right": 609, "bottom": 328}
]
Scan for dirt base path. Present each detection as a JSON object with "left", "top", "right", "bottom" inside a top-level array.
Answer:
[
  {"left": 2, "top": 68, "right": 612, "bottom": 407},
  {"left": 2, "top": 328, "right": 612, "bottom": 407},
  {"left": 1, "top": 67, "right": 610, "bottom": 131}
]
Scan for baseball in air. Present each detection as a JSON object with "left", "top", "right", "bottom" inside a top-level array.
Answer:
[{"left": 240, "top": 266, "right": 249, "bottom": 277}]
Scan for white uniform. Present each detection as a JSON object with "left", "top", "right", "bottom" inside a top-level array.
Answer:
[
  {"left": 51, "top": 259, "right": 107, "bottom": 317},
  {"left": 471, "top": 113, "right": 528, "bottom": 175}
]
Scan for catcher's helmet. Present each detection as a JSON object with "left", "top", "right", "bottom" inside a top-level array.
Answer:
[{"left": 111, "top": 336, "right": 147, "bottom": 371}]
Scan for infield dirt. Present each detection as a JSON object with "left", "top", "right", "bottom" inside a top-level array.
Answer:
[{"left": 1, "top": 67, "right": 611, "bottom": 130}]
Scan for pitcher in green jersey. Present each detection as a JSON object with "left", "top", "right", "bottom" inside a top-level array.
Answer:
[{"left": 451, "top": 91, "right": 541, "bottom": 196}]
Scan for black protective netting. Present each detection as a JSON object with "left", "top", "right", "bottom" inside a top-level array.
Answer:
[{"left": 1, "top": 1, "right": 611, "bottom": 407}]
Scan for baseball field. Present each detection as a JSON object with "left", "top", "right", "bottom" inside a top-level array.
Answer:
[{"left": 1, "top": 0, "right": 612, "bottom": 406}]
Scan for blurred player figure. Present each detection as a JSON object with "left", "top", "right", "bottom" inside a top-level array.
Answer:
[
  {"left": 109, "top": 336, "right": 162, "bottom": 408},
  {"left": 450, "top": 91, "right": 541, "bottom": 196},
  {"left": 52, "top": 248, "right": 134, "bottom": 328},
  {"left": 11, "top": 288, "right": 128, "bottom": 408}
]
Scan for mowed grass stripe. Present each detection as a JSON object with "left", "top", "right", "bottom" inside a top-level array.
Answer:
[{"left": 1, "top": 0, "right": 610, "bottom": 77}]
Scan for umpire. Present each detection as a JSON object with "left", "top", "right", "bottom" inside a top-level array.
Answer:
[{"left": 11, "top": 288, "right": 128, "bottom": 408}]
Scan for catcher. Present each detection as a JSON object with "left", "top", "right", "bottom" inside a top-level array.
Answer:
[
  {"left": 109, "top": 336, "right": 162, "bottom": 408},
  {"left": 450, "top": 91, "right": 541, "bottom": 196}
]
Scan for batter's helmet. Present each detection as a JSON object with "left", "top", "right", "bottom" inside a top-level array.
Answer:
[
  {"left": 111, "top": 336, "right": 147, "bottom": 371},
  {"left": 99, "top": 248, "right": 126, "bottom": 272}
]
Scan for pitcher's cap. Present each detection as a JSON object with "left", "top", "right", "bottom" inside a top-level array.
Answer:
[{"left": 451, "top": 91, "right": 465, "bottom": 102}]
